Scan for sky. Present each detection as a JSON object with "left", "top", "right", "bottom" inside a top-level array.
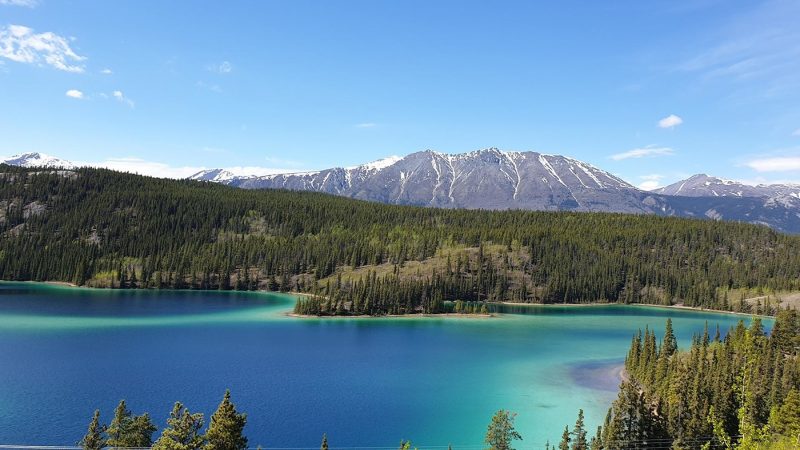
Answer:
[{"left": 1, "top": 0, "right": 800, "bottom": 189}]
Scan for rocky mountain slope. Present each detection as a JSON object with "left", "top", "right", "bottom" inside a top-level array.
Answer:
[{"left": 193, "top": 149, "right": 654, "bottom": 212}]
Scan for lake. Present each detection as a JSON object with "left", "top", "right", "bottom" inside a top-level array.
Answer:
[{"left": 0, "top": 282, "right": 762, "bottom": 448}]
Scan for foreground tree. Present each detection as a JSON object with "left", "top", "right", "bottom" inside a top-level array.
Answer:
[
  {"left": 204, "top": 390, "right": 248, "bottom": 450},
  {"left": 106, "top": 400, "right": 157, "bottom": 448},
  {"left": 153, "top": 402, "right": 205, "bottom": 450},
  {"left": 321, "top": 433, "right": 329, "bottom": 450},
  {"left": 485, "top": 409, "right": 522, "bottom": 450},
  {"left": 571, "top": 410, "right": 588, "bottom": 450},
  {"left": 79, "top": 410, "right": 106, "bottom": 450}
]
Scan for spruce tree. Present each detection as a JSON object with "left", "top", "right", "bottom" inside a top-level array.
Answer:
[
  {"left": 107, "top": 399, "right": 132, "bottom": 447},
  {"left": 320, "top": 433, "right": 329, "bottom": 450},
  {"left": 80, "top": 410, "right": 106, "bottom": 450},
  {"left": 204, "top": 390, "right": 248, "bottom": 450},
  {"left": 661, "top": 318, "right": 677, "bottom": 357},
  {"left": 484, "top": 410, "right": 522, "bottom": 450},
  {"left": 558, "top": 426, "right": 570, "bottom": 450},
  {"left": 570, "top": 410, "right": 587, "bottom": 450},
  {"left": 153, "top": 402, "right": 205, "bottom": 450}
]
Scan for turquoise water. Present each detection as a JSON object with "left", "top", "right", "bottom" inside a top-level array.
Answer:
[{"left": 0, "top": 282, "right": 764, "bottom": 447}]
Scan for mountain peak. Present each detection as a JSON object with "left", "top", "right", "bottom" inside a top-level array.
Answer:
[{"left": 1, "top": 152, "right": 76, "bottom": 169}]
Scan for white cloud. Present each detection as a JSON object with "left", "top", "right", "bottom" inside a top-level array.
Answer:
[
  {"left": 0, "top": 24, "right": 86, "bottom": 72},
  {"left": 745, "top": 156, "right": 800, "bottom": 172},
  {"left": 100, "top": 68, "right": 112, "bottom": 75},
  {"left": 207, "top": 61, "right": 232, "bottom": 74},
  {"left": 112, "top": 90, "right": 134, "bottom": 108},
  {"left": 196, "top": 80, "right": 222, "bottom": 93},
  {"left": 658, "top": 114, "right": 683, "bottom": 129},
  {"left": 0, "top": 0, "right": 38, "bottom": 7},
  {"left": 65, "top": 89, "right": 84, "bottom": 99},
  {"left": 355, "top": 123, "right": 377, "bottom": 128},
  {"left": 73, "top": 157, "right": 300, "bottom": 179},
  {"left": 637, "top": 174, "right": 664, "bottom": 191},
  {"left": 611, "top": 145, "right": 675, "bottom": 161}
]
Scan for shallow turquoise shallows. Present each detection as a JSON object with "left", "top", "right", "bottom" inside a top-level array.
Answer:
[{"left": 0, "top": 282, "right": 767, "bottom": 447}]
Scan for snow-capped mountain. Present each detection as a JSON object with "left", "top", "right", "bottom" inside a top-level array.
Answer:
[
  {"left": 656, "top": 174, "right": 800, "bottom": 199},
  {"left": 657, "top": 174, "right": 800, "bottom": 212},
  {"left": 204, "top": 149, "right": 653, "bottom": 212},
  {"left": 190, "top": 148, "right": 800, "bottom": 232},
  {"left": 1, "top": 152, "right": 76, "bottom": 169}
]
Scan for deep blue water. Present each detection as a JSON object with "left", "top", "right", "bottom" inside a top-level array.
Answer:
[{"left": 0, "top": 282, "right": 765, "bottom": 447}]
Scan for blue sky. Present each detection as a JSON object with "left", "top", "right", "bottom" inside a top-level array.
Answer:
[{"left": 1, "top": 0, "right": 799, "bottom": 188}]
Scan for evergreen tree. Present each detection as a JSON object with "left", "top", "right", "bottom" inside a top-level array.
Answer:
[
  {"left": 320, "top": 433, "right": 329, "bottom": 450},
  {"left": 571, "top": 410, "right": 588, "bottom": 450},
  {"left": 204, "top": 390, "right": 248, "bottom": 450},
  {"left": 661, "top": 318, "right": 677, "bottom": 357},
  {"left": 153, "top": 402, "right": 205, "bottom": 450},
  {"left": 484, "top": 410, "right": 522, "bottom": 450},
  {"left": 79, "top": 410, "right": 106, "bottom": 450},
  {"left": 107, "top": 399, "right": 132, "bottom": 447},
  {"left": 558, "top": 426, "right": 570, "bottom": 450},
  {"left": 106, "top": 399, "right": 157, "bottom": 448}
]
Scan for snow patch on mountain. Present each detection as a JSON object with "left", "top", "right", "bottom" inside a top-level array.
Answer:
[{"left": 1, "top": 152, "right": 76, "bottom": 169}]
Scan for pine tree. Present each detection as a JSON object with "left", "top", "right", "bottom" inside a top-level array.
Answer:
[
  {"left": 484, "top": 410, "right": 522, "bottom": 450},
  {"left": 153, "top": 402, "right": 205, "bottom": 450},
  {"left": 204, "top": 390, "right": 248, "bottom": 450},
  {"left": 661, "top": 318, "right": 677, "bottom": 357},
  {"left": 320, "top": 433, "right": 329, "bottom": 450},
  {"left": 107, "top": 399, "right": 132, "bottom": 447},
  {"left": 571, "top": 410, "right": 588, "bottom": 450},
  {"left": 559, "top": 426, "right": 570, "bottom": 450},
  {"left": 79, "top": 410, "right": 106, "bottom": 450}
]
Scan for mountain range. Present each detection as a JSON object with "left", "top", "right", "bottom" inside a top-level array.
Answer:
[{"left": 4, "top": 149, "right": 800, "bottom": 233}]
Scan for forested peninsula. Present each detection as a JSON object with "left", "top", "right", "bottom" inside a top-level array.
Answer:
[
  {"left": 552, "top": 311, "right": 800, "bottom": 450},
  {"left": 2, "top": 166, "right": 800, "bottom": 316}
]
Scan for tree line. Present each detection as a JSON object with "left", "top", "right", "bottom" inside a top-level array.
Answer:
[
  {"left": 3, "top": 166, "right": 800, "bottom": 315},
  {"left": 79, "top": 395, "right": 524, "bottom": 450},
  {"left": 81, "top": 390, "right": 247, "bottom": 450}
]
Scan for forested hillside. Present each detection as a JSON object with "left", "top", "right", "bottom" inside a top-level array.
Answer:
[{"left": 2, "top": 166, "right": 800, "bottom": 315}]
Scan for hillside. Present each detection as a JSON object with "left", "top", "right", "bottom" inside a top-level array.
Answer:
[{"left": 1, "top": 165, "right": 800, "bottom": 315}]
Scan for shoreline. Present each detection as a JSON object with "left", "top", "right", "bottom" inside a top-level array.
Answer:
[
  {"left": 286, "top": 312, "right": 493, "bottom": 319},
  {"left": 494, "top": 301, "right": 772, "bottom": 319},
  {"left": 2, "top": 280, "right": 773, "bottom": 319}
]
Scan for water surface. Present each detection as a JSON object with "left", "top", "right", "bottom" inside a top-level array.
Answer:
[{"left": 0, "top": 282, "right": 763, "bottom": 447}]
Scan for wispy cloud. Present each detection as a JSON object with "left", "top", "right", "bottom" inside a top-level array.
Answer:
[
  {"left": 0, "top": 25, "right": 86, "bottom": 72},
  {"left": 196, "top": 80, "right": 222, "bottom": 93},
  {"left": 355, "top": 123, "right": 377, "bottom": 128},
  {"left": 207, "top": 61, "right": 232, "bottom": 74},
  {"left": 745, "top": 154, "right": 800, "bottom": 172},
  {"left": 657, "top": 114, "right": 683, "bottom": 129},
  {"left": 637, "top": 174, "right": 664, "bottom": 191},
  {"left": 73, "top": 157, "right": 300, "bottom": 179},
  {"left": 0, "top": 0, "right": 38, "bottom": 7},
  {"left": 100, "top": 68, "right": 112, "bottom": 75},
  {"left": 611, "top": 145, "right": 675, "bottom": 161},
  {"left": 112, "top": 90, "right": 134, "bottom": 108},
  {"left": 671, "top": 1, "right": 800, "bottom": 100},
  {"left": 793, "top": 128, "right": 800, "bottom": 137},
  {"left": 65, "top": 89, "right": 84, "bottom": 99}
]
